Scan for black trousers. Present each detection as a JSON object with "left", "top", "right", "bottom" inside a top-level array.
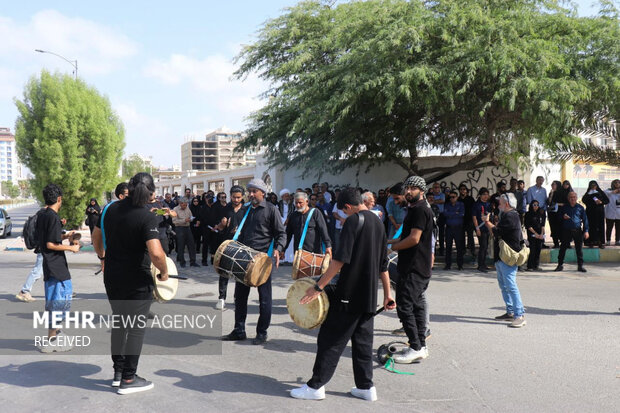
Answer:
[
  {"left": 548, "top": 211, "right": 561, "bottom": 246},
  {"left": 191, "top": 225, "right": 202, "bottom": 252},
  {"left": 586, "top": 209, "right": 605, "bottom": 246},
  {"left": 396, "top": 272, "right": 430, "bottom": 350},
  {"left": 464, "top": 221, "right": 476, "bottom": 256},
  {"left": 105, "top": 284, "right": 152, "bottom": 380},
  {"left": 606, "top": 219, "right": 620, "bottom": 242},
  {"left": 218, "top": 275, "right": 229, "bottom": 300},
  {"left": 201, "top": 229, "right": 212, "bottom": 263},
  {"left": 558, "top": 228, "right": 584, "bottom": 267},
  {"left": 445, "top": 225, "right": 465, "bottom": 268},
  {"left": 527, "top": 235, "right": 542, "bottom": 269},
  {"left": 233, "top": 267, "right": 273, "bottom": 335},
  {"left": 307, "top": 309, "right": 374, "bottom": 390},
  {"left": 175, "top": 226, "right": 196, "bottom": 265},
  {"left": 437, "top": 214, "right": 446, "bottom": 253},
  {"left": 477, "top": 231, "right": 489, "bottom": 268}
]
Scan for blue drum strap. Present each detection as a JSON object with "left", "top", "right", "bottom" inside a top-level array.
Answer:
[{"left": 298, "top": 208, "right": 316, "bottom": 250}]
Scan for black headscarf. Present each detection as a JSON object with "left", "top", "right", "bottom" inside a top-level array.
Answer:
[{"left": 189, "top": 196, "right": 202, "bottom": 217}]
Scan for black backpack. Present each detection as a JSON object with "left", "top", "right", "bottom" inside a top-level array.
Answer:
[{"left": 23, "top": 211, "right": 41, "bottom": 250}]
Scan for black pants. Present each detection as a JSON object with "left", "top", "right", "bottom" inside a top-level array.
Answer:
[
  {"left": 201, "top": 229, "right": 212, "bottom": 264},
  {"left": 437, "top": 214, "right": 446, "bottom": 253},
  {"left": 233, "top": 270, "right": 273, "bottom": 335},
  {"left": 464, "top": 221, "right": 476, "bottom": 256},
  {"left": 105, "top": 285, "right": 152, "bottom": 380},
  {"left": 396, "top": 272, "right": 430, "bottom": 350},
  {"left": 606, "top": 219, "right": 620, "bottom": 242},
  {"left": 527, "top": 235, "right": 542, "bottom": 269},
  {"left": 175, "top": 226, "right": 196, "bottom": 265},
  {"left": 477, "top": 231, "right": 489, "bottom": 268},
  {"left": 445, "top": 225, "right": 465, "bottom": 268},
  {"left": 218, "top": 275, "right": 229, "bottom": 300},
  {"left": 558, "top": 228, "right": 584, "bottom": 267},
  {"left": 548, "top": 211, "right": 561, "bottom": 247},
  {"left": 586, "top": 209, "right": 605, "bottom": 246},
  {"left": 191, "top": 225, "right": 202, "bottom": 252},
  {"left": 307, "top": 309, "right": 374, "bottom": 390}
]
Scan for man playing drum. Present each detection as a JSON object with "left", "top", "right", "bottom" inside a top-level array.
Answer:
[
  {"left": 222, "top": 179, "right": 286, "bottom": 345},
  {"left": 93, "top": 173, "right": 169, "bottom": 394},
  {"left": 284, "top": 191, "right": 332, "bottom": 259},
  {"left": 290, "top": 187, "right": 396, "bottom": 402}
]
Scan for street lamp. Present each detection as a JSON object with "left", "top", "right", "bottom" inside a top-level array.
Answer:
[{"left": 35, "top": 49, "right": 78, "bottom": 79}]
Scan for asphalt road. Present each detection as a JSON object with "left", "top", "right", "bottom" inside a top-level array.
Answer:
[{"left": 0, "top": 204, "right": 619, "bottom": 412}]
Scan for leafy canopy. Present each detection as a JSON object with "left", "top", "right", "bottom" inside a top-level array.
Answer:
[
  {"left": 15, "top": 71, "right": 125, "bottom": 228},
  {"left": 235, "top": 0, "right": 619, "bottom": 181}
]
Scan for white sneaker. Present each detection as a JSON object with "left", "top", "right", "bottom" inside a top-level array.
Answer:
[
  {"left": 421, "top": 346, "right": 429, "bottom": 359},
  {"left": 290, "top": 384, "right": 325, "bottom": 400},
  {"left": 350, "top": 386, "right": 377, "bottom": 401},
  {"left": 39, "top": 333, "right": 73, "bottom": 353},
  {"left": 392, "top": 347, "right": 426, "bottom": 364},
  {"left": 215, "top": 299, "right": 225, "bottom": 310}
]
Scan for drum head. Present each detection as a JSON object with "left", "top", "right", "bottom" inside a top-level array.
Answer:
[
  {"left": 213, "top": 239, "right": 233, "bottom": 275},
  {"left": 291, "top": 249, "right": 302, "bottom": 280},
  {"left": 320, "top": 253, "right": 331, "bottom": 274},
  {"left": 151, "top": 257, "right": 179, "bottom": 302},
  {"left": 286, "top": 278, "right": 329, "bottom": 329},
  {"left": 246, "top": 254, "right": 272, "bottom": 287}
]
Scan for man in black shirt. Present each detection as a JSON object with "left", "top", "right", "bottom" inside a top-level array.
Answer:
[
  {"left": 284, "top": 191, "right": 332, "bottom": 255},
  {"left": 390, "top": 176, "right": 434, "bottom": 364},
  {"left": 222, "top": 179, "right": 286, "bottom": 345},
  {"left": 93, "top": 173, "right": 169, "bottom": 394},
  {"left": 291, "top": 188, "right": 395, "bottom": 402},
  {"left": 212, "top": 185, "right": 247, "bottom": 309},
  {"left": 37, "top": 184, "right": 80, "bottom": 353},
  {"left": 458, "top": 184, "right": 476, "bottom": 258}
]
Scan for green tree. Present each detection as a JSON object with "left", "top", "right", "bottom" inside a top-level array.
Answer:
[
  {"left": 1, "top": 181, "right": 20, "bottom": 198},
  {"left": 15, "top": 71, "right": 125, "bottom": 228},
  {"left": 235, "top": 0, "right": 619, "bottom": 181},
  {"left": 121, "top": 154, "right": 152, "bottom": 181}
]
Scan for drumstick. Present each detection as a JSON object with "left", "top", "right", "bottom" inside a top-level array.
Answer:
[
  {"left": 374, "top": 300, "right": 395, "bottom": 316},
  {"left": 159, "top": 274, "right": 188, "bottom": 280}
]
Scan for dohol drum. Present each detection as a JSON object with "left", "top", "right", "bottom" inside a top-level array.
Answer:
[{"left": 214, "top": 239, "right": 272, "bottom": 287}]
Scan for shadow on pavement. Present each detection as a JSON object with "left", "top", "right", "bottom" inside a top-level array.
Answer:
[
  {"left": 0, "top": 361, "right": 109, "bottom": 392},
  {"left": 155, "top": 369, "right": 294, "bottom": 396},
  {"left": 429, "top": 314, "right": 502, "bottom": 326},
  {"left": 490, "top": 306, "right": 620, "bottom": 317}
]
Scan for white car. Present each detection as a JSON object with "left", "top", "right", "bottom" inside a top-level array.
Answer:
[{"left": 0, "top": 208, "right": 12, "bottom": 238}]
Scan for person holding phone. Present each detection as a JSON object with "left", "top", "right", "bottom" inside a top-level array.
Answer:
[
  {"left": 604, "top": 179, "right": 620, "bottom": 246},
  {"left": 582, "top": 180, "right": 609, "bottom": 248},
  {"left": 556, "top": 192, "right": 589, "bottom": 273}
]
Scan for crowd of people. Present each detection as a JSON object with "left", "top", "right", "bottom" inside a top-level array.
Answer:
[{"left": 12, "top": 172, "right": 619, "bottom": 401}]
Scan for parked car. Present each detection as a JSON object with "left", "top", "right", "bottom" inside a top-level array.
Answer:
[{"left": 0, "top": 208, "right": 12, "bottom": 238}]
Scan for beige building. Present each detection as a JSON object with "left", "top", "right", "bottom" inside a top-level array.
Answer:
[
  {"left": 181, "top": 127, "right": 256, "bottom": 172},
  {"left": 0, "top": 127, "right": 22, "bottom": 185}
]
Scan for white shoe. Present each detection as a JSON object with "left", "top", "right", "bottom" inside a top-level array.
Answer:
[
  {"left": 421, "top": 346, "right": 429, "bottom": 359},
  {"left": 215, "top": 299, "right": 225, "bottom": 310},
  {"left": 350, "top": 386, "right": 377, "bottom": 401},
  {"left": 392, "top": 347, "right": 426, "bottom": 364},
  {"left": 290, "top": 384, "right": 325, "bottom": 400},
  {"left": 39, "top": 333, "right": 73, "bottom": 353}
]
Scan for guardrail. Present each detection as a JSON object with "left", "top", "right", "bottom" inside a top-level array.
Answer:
[{"left": 1, "top": 200, "right": 38, "bottom": 210}]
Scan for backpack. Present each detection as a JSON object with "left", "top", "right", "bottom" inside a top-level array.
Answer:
[{"left": 23, "top": 212, "right": 40, "bottom": 250}]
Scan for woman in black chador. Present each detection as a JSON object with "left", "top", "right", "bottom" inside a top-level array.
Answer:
[
  {"left": 582, "top": 180, "right": 609, "bottom": 248},
  {"left": 85, "top": 198, "right": 101, "bottom": 235}
]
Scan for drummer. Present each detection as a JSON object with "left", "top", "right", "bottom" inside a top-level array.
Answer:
[
  {"left": 222, "top": 178, "right": 286, "bottom": 345},
  {"left": 284, "top": 191, "right": 332, "bottom": 256},
  {"left": 92, "top": 172, "right": 169, "bottom": 395},
  {"left": 213, "top": 185, "right": 247, "bottom": 310},
  {"left": 291, "top": 187, "right": 395, "bottom": 402}
]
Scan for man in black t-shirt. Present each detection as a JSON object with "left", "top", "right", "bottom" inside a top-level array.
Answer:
[
  {"left": 37, "top": 184, "right": 80, "bottom": 353},
  {"left": 284, "top": 191, "right": 332, "bottom": 255},
  {"left": 93, "top": 173, "right": 169, "bottom": 395},
  {"left": 390, "top": 176, "right": 434, "bottom": 364},
  {"left": 291, "top": 188, "right": 395, "bottom": 402},
  {"left": 212, "top": 185, "right": 247, "bottom": 309}
]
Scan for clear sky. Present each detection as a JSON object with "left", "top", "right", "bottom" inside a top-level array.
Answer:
[{"left": 0, "top": 0, "right": 603, "bottom": 168}]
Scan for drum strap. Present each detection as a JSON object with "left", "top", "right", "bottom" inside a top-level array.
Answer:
[
  {"left": 384, "top": 357, "right": 416, "bottom": 375},
  {"left": 100, "top": 200, "right": 116, "bottom": 250},
  {"left": 387, "top": 223, "right": 403, "bottom": 249},
  {"left": 233, "top": 202, "right": 276, "bottom": 257},
  {"left": 298, "top": 208, "right": 316, "bottom": 250}
]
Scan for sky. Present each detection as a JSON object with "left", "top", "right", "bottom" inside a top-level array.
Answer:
[{"left": 0, "top": 0, "right": 603, "bottom": 168}]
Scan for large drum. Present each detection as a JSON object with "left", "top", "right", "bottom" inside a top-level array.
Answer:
[
  {"left": 286, "top": 278, "right": 330, "bottom": 329},
  {"left": 292, "top": 249, "right": 331, "bottom": 280},
  {"left": 387, "top": 250, "right": 399, "bottom": 288},
  {"left": 214, "top": 239, "right": 272, "bottom": 287},
  {"left": 151, "top": 256, "right": 179, "bottom": 302}
]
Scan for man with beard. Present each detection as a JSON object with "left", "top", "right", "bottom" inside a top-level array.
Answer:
[
  {"left": 213, "top": 185, "right": 247, "bottom": 309},
  {"left": 284, "top": 191, "right": 332, "bottom": 258},
  {"left": 222, "top": 179, "right": 286, "bottom": 345},
  {"left": 389, "top": 176, "right": 434, "bottom": 364},
  {"left": 387, "top": 183, "right": 408, "bottom": 238}
]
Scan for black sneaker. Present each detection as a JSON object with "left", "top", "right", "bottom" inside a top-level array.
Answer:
[
  {"left": 494, "top": 312, "right": 514, "bottom": 321},
  {"left": 554, "top": 265, "right": 563, "bottom": 272},
  {"left": 111, "top": 371, "right": 122, "bottom": 387},
  {"left": 201, "top": 261, "right": 209, "bottom": 266},
  {"left": 477, "top": 267, "right": 488, "bottom": 273},
  {"left": 179, "top": 262, "right": 186, "bottom": 268},
  {"left": 252, "top": 333, "right": 267, "bottom": 345},
  {"left": 578, "top": 266, "right": 587, "bottom": 273},
  {"left": 117, "top": 375, "right": 154, "bottom": 395},
  {"left": 443, "top": 265, "right": 451, "bottom": 270},
  {"left": 190, "top": 262, "right": 200, "bottom": 267},
  {"left": 222, "top": 330, "right": 247, "bottom": 341}
]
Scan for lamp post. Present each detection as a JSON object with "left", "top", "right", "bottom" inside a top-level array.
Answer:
[{"left": 35, "top": 49, "right": 78, "bottom": 79}]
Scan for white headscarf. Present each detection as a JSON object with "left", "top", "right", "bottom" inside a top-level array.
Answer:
[{"left": 279, "top": 188, "right": 291, "bottom": 197}]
